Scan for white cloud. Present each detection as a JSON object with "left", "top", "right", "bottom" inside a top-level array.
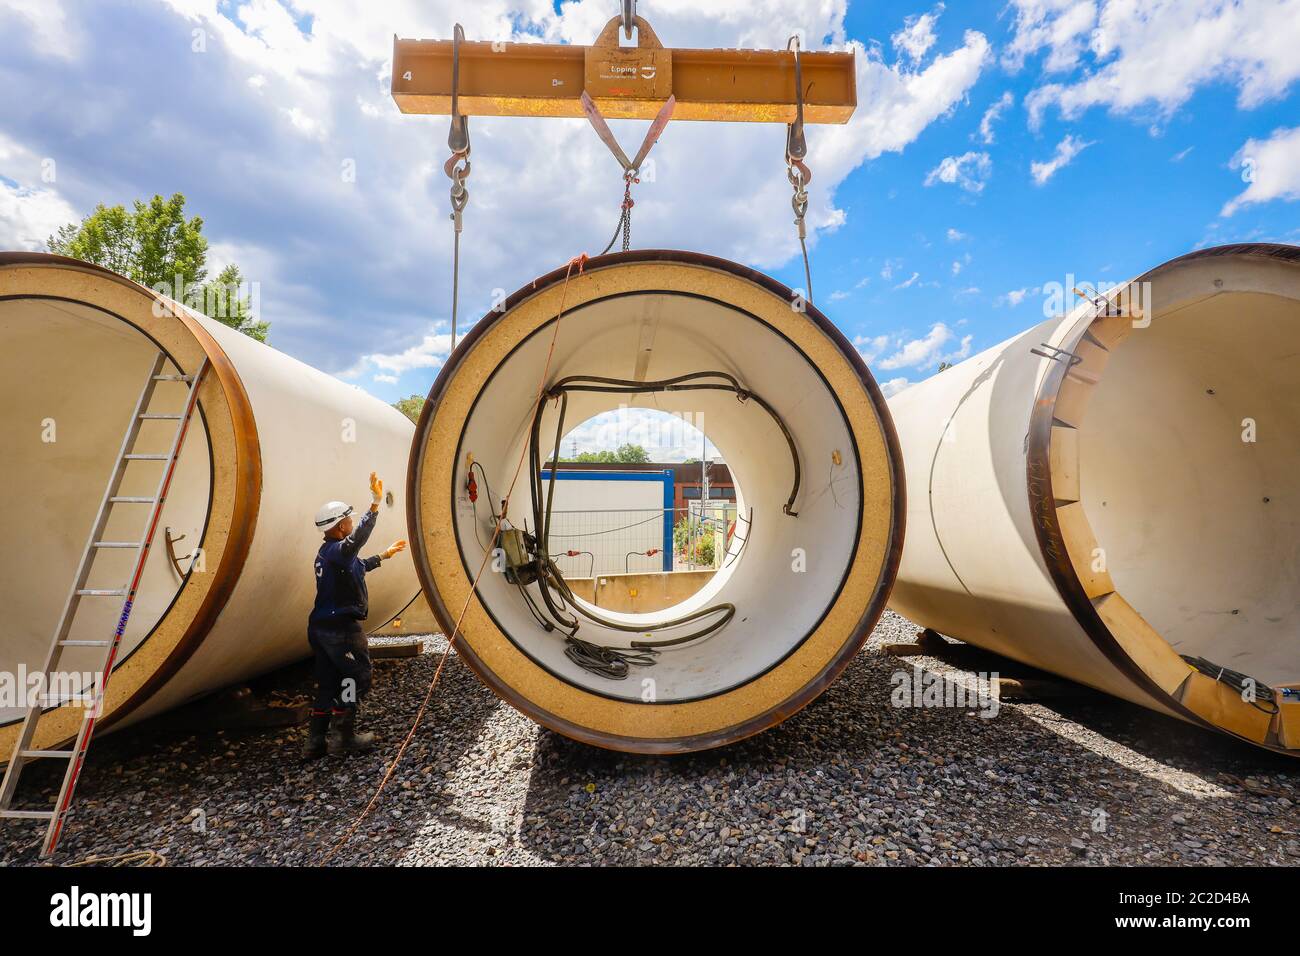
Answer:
[
  {"left": 1004, "top": 0, "right": 1097, "bottom": 74},
  {"left": 924, "top": 151, "right": 992, "bottom": 193},
  {"left": 892, "top": 5, "right": 943, "bottom": 62},
  {"left": 562, "top": 407, "right": 719, "bottom": 462},
  {"left": 829, "top": 289, "right": 850, "bottom": 301},
  {"left": 0, "top": 0, "right": 81, "bottom": 60},
  {"left": 1030, "top": 134, "right": 1093, "bottom": 184},
  {"left": 999, "top": 285, "right": 1042, "bottom": 306},
  {"left": 880, "top": 377, "right": 912, "bottom": 398},
  {"left": 1222, "top": 125, "right": 1300, "bottom": 216},
  {"left": 1171, "top": 145, "right": 1194, "bottom": 162},
  {"left": 977, "top": 91, "right": 1014, "bottom": 144},
  {"left": 280, "top": 106, "right": 327, "bottom": 140},
  {"left": 0, "top": 133, "right": 79, "bottom": 250},
  {"left": 893, "top": 271, "right": 921, "bottom": 290},
  {"left": 0, "top": 2, "right": 991, "bottom": 395},
  {"left": 946, "top": 227, "right": 967, "bottom": 241},
  {"left": 854, "top": 334, "right": 891, "bottom": 365},
  {"left": 1018, "top": 0, "right": 1300, "bottom": 126},
  {"left": 878, "top": 323, "right": 972, "bottom": 370},
  {"left": 344, "top": 329, "right": 454, "bottom": 382}
]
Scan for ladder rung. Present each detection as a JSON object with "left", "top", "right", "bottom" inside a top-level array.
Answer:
[
  {"left": 153, "top": 374, "right": 193, "bottom": 381},
  {"left": 110, "top": 496, "right": 156, "bottom": 504},
  {"left": 0, "top": 809, "right": 55, "bottom": 820},
  {"left": 139, "top": 413, "right": 183, "bottom": 419},
  {"left": 93, "top": 541, "right": 139, "bottom": 549},
  {"left": 76, "top": 589, "right": 125, "bottom": 596},
  {"left": 20, "top": 749, "right": 74, "bottom": 759},
  {"left": 123, "top": 454, "right": 168, "bottom": 460},
  {"left": 58, "top": 640, "right": 110, "bottom": 647}
]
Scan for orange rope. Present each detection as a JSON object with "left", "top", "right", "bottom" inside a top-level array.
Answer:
[{"left": 320, "top": 254, "right": 588, "bottom": 865}]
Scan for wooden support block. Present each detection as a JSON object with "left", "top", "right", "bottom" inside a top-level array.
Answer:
[
  {"left": 1178, "top": 672, "right": 1274, "bottom": 744},
  {"left": 916, "top": 628, "right": 947, "bottom": 651},
  {"left": 1065, "top": 336, "right": 1112, "bottom": 386},
  {"left": 1049, "top": 425, "right": 1080, "bottom": 503},
  {"left": 1276, "top": 694, "right": 1300, "bottom": 750},
  {"left": 995, "top": 676, "right": 1092, "bottom": 701},
  {"left": 1052, "top": 374, "right": 1093, "bottom": 428},
  {"left": 883, "top": 643, "right": 930, "bottom": 657},
  {"left": 1055, "top": 502, "right": 1115, "bottom": 598},
  {"left": 369, "top": 639, "right": 425, "bottom": 659},
  {"left": 1092, "top": 592, "right": 1194, "bottom": 695}
]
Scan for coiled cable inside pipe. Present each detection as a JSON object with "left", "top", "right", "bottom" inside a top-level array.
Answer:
[{"left": 471, "top": 371, "right": 802, "bottom": 679}]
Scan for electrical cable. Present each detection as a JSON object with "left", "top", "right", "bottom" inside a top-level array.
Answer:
[
  {"left": 486, "top": 370, "right": 804, "bottom": 676},
  {"left": 1181, "top": 654, "right": 1279, "bottom": 715}
]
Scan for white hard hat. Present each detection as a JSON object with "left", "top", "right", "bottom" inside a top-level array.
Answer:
[{"left": 314, "top": 501, "right": 354, "bottom": 531}]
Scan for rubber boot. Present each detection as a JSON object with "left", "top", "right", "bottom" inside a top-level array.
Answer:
[
  {"left": 327, "top": 710, "right": 375, "bottom": 755},
  {"left": 302, "top": 712, "right": 330, "bottom": 759}
]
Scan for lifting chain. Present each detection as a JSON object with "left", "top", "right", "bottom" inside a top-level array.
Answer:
[
  {"left": 582, "top": 90, "right": 676, "bottom": 257},
  {"left": 786, "top": 34, "right": 814, "bottom": 305},
  {"left": 446, "top": 23, "right": 471, "bottom": 350}
]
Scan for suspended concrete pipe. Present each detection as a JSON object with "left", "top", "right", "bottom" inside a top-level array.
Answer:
[
  {"left": 0, "top": 253, "right": 420, "bottom": 760},
  {"left": 888, "top": 243, "right": 1300, "bottom": 756},
  {"left": 409, "top": 251, "right": 904, "bottom": 753}
]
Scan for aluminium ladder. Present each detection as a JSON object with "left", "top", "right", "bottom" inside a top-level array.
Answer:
[{"left": 0, "top": 352, "right": 210, "bottom": 858}]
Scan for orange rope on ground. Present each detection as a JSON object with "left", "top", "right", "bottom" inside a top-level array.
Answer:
[{"left": 319, "top": 255, "right": 588, "bottom": 865}]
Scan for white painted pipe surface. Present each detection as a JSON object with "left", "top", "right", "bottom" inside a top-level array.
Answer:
[
  {"left": 0, "top": 253, "right": 420, "bottom": 758},
  {"left": 888, "top": 244, "right": 1300, "bottom": 755}
]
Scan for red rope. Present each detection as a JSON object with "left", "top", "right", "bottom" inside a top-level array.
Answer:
[{"left": 320, "top": 254, "right": 589, "bottom": 864}]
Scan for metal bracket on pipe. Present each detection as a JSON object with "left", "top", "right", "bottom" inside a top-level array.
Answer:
[
  {"left": 1030, "top": 343, "right": 1083, "bottom": 368},
  {"left": 163, "top": 527, "right": 189, "bottom": 578}
]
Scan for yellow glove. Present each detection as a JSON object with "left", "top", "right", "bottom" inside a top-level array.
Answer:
[
  {"left": 382, "top": 539, "right": 407, "bottom": 560},
  {"left": 369, "top": 471, "right": 383, "bottom": 506}
]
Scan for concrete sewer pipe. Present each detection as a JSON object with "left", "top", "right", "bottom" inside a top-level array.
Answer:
[
  {"left": 409, "top": 251, "right": 905, "bottom": 753},
  {"left": 0, "top": 253, "right": 420, "bottom": 762},
  {"left": 887, "top": 243, "right": 1300, "bottom": 756}
]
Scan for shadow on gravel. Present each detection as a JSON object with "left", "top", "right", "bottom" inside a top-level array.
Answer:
[
  {"left": 0, "top": 644, "right": 502, "bottom": 866},
  {"left": 513, "top": 645, "right": 1298, "bottom": 866}
]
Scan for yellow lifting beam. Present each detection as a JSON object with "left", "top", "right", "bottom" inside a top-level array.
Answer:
[{"left": 390, "top": 16, "right": 857, "bottom": 125}]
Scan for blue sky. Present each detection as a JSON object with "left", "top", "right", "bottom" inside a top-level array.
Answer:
[{"left": 2, "top": 0, "right": 1298, "bottom": 456}]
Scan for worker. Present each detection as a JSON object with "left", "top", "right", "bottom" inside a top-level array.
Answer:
[{"left": 304, "top": 471, "right": 407, "bottom": 759}]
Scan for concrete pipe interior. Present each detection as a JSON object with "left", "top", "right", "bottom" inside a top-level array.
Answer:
[
  {"left": 888, "top": 245, "right": 1300, "bottom": 755},
  {"left": 1043, "top": 250, "right": 1300, "bottom": 749},
  {"left": 1, "top": 253, "right": 419, "bottom": 765},
  {"left": 0, "top": 297, "right": 213, "bottom": 726},
  {"left": 412, "top": 252, "right": 903, "bottom": 752},
  {"left": 1073, "top": 292, "right": 1300, "bottom": 688}
]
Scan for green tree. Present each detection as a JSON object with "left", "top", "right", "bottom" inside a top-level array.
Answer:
[
  {"left": 614, "top": 443, "right": 650, "bottom": 463},
  {"left": 559, "top": 443, "right": 650, "bottom": 463},
  {"left": 48, "top": 192, "right": 268, "bottom": 342},
  {"left": 393, "top": 395, "right": 425, "bottom": 423}
]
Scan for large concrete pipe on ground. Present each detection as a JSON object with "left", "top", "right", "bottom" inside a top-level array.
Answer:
[
  {"left": 888, "top": 243, "right": 1300, "bottom": 756},
  {"left": 0, "top": 253, "right": 420, "bottom": 759},
  {"left": 410, "top": 251, "right": 904, "bottom": 753}
]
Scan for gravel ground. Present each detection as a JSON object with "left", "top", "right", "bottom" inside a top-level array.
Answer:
[{"left": 2, "top": 611, "right": 1297, "bottom": 867}]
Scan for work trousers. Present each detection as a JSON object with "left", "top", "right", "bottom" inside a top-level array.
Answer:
[{"left": 307, "top": 620, "right": 372, "bottom": 717}]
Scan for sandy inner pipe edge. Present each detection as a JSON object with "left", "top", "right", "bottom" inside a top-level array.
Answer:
[
  {"left": 0, "top": 261, "right": 251, "bottom": 758},
  {"left": 413, "top": 254, "right": 903, "bottom": 753},
  {"left": 1048, "top": 254, "right": 1300, "bottom": 749}
]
